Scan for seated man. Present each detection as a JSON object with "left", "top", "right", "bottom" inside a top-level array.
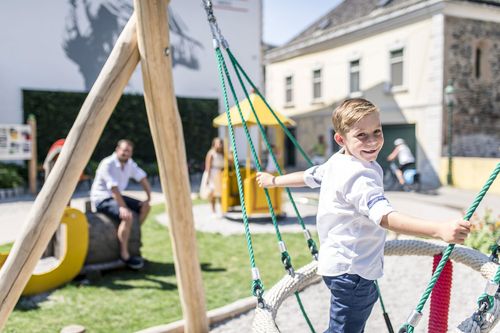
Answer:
[{"left": 90, "top": 139, "right": 152, "bottom": 269}]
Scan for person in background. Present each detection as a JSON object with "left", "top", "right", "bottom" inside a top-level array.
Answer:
[
  {"left": 90, "top": 139, "right": 151, "bottom": 270},
  {"left": 311, "top": 134, "right": 327, "bottom": 165},
  {"left": 387, "top": 138, "right": 416, "bottom": 185},
  {"left": 204, "top": 137, "right": 224, "bottom": 217}
]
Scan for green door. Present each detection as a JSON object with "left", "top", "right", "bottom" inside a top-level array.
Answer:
[{"left": 377, "top": 124, "right": 416, "bottom": 170}]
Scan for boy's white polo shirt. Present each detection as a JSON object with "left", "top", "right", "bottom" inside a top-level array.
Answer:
[
  {"left": 303, "top": 152, "right": 394, "bottom": 280},
  {"left": 90, "top": 153, "right": 147, "bottom": 206}
]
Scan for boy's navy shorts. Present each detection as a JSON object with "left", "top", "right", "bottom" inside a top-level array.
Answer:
[
  {"left": 323, "top": 273, "right": 378, "bottom": 333},
  {"left": 96, "top": 196, "right": 142, "bottom": 222}
]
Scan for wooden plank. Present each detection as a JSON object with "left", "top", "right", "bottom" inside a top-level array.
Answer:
[
  {"left": 0, "top": 14, "right": 140, "bottom": 330},
  {"left": 133, "top": 1, "right": 209, "bottom": 332}
]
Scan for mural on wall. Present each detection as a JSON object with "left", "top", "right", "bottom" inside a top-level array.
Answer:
[{"left": 63, "top": 0, "right": 203, "bottom": 90}]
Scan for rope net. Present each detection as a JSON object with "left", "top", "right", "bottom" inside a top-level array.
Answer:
[{"left": 253, "top": 239, "right": 500, "bottom": 333}]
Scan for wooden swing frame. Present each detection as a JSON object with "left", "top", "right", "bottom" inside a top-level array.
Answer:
[{"left": 0, "top": 1, "right": 209, "bottom": 332}]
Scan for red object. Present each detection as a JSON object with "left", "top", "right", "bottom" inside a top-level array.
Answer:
[
  {"left": 48, "top": 139, "right": 65, "bottom": 155},
  {"left": 428, "top": 254, "right": 453, "bottom": 333}
]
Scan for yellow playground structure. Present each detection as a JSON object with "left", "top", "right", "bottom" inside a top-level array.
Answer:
[
  {"left": 213, "top": 93, "right": 296, "bottom": 217},
  {"left": 0, "top": 207, "right": 88, "bottom": 296}
]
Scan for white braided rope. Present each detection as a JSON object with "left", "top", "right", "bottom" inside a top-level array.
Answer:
[{"left": 252, "top": 239, "right": 500, "bottom": 333}]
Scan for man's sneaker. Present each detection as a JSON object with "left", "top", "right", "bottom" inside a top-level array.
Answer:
[{"left": 121, "top": 256, "right": 144, "bottom": 270}]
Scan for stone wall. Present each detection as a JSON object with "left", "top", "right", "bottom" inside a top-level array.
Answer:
[{"left": 444, "top": 16, "right": 500, "bottom": 157}]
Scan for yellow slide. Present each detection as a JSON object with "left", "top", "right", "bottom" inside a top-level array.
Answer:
[{"left": 0, "top": 207, "right": 89, "bottom": 295}]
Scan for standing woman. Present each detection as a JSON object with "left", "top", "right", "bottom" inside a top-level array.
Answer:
[{"left": 204, "top": 137, "right": 224, "bottom": 216}]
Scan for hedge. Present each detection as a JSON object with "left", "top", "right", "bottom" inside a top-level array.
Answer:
[{"left": 23, "top": 90, "right": 218, "bottom": 175}]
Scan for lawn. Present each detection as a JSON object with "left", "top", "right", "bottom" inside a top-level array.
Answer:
[{"left": 3, "top": 203, "right": 318, "bottom": 333}]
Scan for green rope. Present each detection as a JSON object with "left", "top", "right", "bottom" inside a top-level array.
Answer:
[
  {"left": 294, "top": 291, "right": 316, "bottom": 333},
  {"left": 226, "top": 48, "right": 318, "bottom": 259},
  {"left": 217, "top": 46, "right": 294, "bottom": 271},
  {"left": 204, "top": 4, "right": 316, "bottom": 328},
  {"left": 376, "top": 281, "right": 395, "bottom": 333},
  {"left": 218, "top": 46, "right": 318, "bottom": 330},
  {"left": 474, "top": 237, "right": 500, "bottom": 321},
  {"left": 214, "top": 46, "right": 264, "bottom": 303},
  {"left": 401, "top": 162, "right": 500, "bottom": 333}
]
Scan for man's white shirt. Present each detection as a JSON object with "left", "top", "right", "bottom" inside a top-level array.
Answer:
[
  {"left": 90, "top": 153, "right": 147, "bottom": 206},
  {"left": 303, "top": 152, "right": 394, "bottom": 280}
]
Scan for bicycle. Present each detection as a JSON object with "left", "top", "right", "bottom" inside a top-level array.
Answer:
[{"left": 383, "top": 162, "right": 421, "bottom": 192}]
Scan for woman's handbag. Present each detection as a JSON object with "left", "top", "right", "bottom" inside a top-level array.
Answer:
[{"left": 199, "top": 171, "right": 211, "bottom": 200}]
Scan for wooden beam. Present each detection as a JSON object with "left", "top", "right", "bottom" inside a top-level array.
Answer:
[
  {"left": 27, "top": 115, "right": 37, "bottom": 194},
  {"left": 133, "top": 1, "right": 209, "bottom": 332},
  {"left": 0, "top": 14, "right": 140, "bottom": 330}
]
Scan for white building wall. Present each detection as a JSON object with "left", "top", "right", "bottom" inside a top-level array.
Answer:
[{"left": 265, "top": 16, "right": 445, "bottom": 179}]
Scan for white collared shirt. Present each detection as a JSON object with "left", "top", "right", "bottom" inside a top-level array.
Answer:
[
  {"left": 303, "top": 152, "right": 394, "bottom": 280},
  {"left": 90, "top": 153, "right": 147, "bottom": 206}
]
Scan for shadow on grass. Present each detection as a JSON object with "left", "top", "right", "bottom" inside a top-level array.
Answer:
[
  {"left": 14, "top": 260, "right": 227, "bottom": 311},
  {"left": 201, "top": 262, "right": 226, "bottom": 272},
  {"left": 95, "top": 260, "right": 177, "bottom": 291}
]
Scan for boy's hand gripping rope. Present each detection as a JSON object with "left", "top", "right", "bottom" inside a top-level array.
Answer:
[{"left": 399, "top": 162, "right": 500, "bottom": 333}]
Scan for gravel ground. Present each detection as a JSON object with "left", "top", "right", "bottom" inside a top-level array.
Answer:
[{"left": 211, "top": 254, "right": 499, "bottom": 333}]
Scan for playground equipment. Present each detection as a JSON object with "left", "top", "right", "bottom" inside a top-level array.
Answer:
[
  {"left": 213, "top": 93, "right": 296, "bottom": 217},
  {"left": 0, "top": 207, "right": 88, "bottom": 296},
  {"left": 0, "top": 1, "right": 209, "bottom": 332},
  {"left": 202, "top": 2, "right": 500, "bottom": 332}
]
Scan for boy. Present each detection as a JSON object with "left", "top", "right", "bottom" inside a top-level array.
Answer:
[{"left": 256, "top": 98, "right": 470, "bottom": 333}]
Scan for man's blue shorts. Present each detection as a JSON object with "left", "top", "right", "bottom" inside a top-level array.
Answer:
[
  {"left": 323, "top": 273, "right": 378, "bottom": 333},
  {"left": 96, "top": 196, "right": 142, "bottom": 222}
]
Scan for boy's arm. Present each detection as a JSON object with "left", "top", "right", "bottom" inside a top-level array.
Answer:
[
  {"left": 256, "top": 171, "right": 306, "bottom": 188},
  {"left": 380, "top": 211, "right": 471, "bottom": 244}
]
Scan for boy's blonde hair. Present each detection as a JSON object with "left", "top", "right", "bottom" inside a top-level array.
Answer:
[{"left": 332, "top": 98, "right": 379, "bottom": 135}]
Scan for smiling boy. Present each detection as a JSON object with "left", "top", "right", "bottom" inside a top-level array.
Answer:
[{"left": 256, "top": 98, "right": 470, "bottom": 333}]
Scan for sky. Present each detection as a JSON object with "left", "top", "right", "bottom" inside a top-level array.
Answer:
[{"left": 263, "top": 0, "right": 343, "bottom": 46}]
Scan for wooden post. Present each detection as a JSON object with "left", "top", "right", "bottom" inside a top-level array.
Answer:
[
  {"left": 134, "top": 1, "right": 209, "bottom": 332},
  {"left": 0, "top": 15, "right": 140, "bottom": 330},
  {"left": 27, "top": 115, "right": 37, "bottom": 194}
]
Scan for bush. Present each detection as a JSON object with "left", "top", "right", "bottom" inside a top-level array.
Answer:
[
  {"left": 0, "top": 163, "right": 26, "bottom": 188},
  {"left": 464, "top": 209, "right": 500, "bottom": 254},
  {"left": 23, "top": 90, "right": 218, "bottom": 175}
]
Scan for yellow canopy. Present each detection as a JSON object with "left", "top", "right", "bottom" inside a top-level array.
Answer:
[{"left": 213, "top": 93, "right": 296, "bottom": 127}]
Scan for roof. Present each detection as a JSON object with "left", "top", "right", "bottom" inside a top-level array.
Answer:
[
  {"left": 281, "top": 0, "right": 500, "bottom": 48},
  {"left": 288, "top": 0, "right": 422, "bottom": 44},
  {"left": 213, "top": 93, "right": 296, "bottom": 127}
]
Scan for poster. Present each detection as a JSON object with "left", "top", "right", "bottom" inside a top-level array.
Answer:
[{"left": 0, "top": 124, "right": 32, "bottom": 160}]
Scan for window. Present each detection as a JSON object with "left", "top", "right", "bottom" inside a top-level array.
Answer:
[
  {"left": 285, "top": 75, "right": 293, "bottom": 104},
  {"left": 312, "top": 69, "right": 322, "bottom": 100},
  {"left": 349, "top": 60, "right": 360, "bottom": 93},
  {"left": 475, "top": 47, "right": 482, "bottom": 79},
  {"left": 390, "top": 49, "right": 404, "bottom": 87}
]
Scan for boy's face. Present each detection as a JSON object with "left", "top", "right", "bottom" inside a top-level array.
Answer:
[{"left": 335, "top": 112, "right": 384, "bottom": 162}]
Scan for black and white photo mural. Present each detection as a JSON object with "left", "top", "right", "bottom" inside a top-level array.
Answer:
[
  {"left": 0, "top": 0, "right": 261, "bottom": 123},
  {"left": 63, "top": 0, "right": 203, "bottom": 90}
]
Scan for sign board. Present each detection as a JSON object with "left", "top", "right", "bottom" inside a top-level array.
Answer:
[{"left": 0, "top": 124, "right": 33, "bottom": 160}]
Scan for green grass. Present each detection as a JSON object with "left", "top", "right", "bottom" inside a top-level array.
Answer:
[
  {"left": 0, "top": 242, "right": 13, "bottom": 253},
  {"left": 4, "top": 204, "right": 318, "bottom": 333}
]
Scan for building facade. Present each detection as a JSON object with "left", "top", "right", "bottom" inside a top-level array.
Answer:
[{"left": 265, "top": 0, "right": 500, "bottom": 188}]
